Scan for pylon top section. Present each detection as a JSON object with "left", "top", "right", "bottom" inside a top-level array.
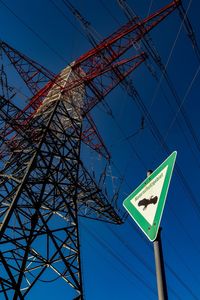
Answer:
[
  {"left": 0, "top": 0, "right": 182, "bottom": 161},
  {"left": 1, "top": 0, "right": 181, "bottom": 116}
]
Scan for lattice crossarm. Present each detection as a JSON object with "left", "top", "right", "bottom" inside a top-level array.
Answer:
[
  {"left": 1, "top": 41, "right": 55, "bottom": 95},
  {"left": 82, "top": 52, "right": 146, "bottom": 114},
  {"left": 73, "top": 0, "right": 181, "bottom": 70}
]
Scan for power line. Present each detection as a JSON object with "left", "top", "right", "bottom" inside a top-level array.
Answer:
[
  {"left": 49, "top": 0, "right": 87, "bottom": 40},
  {"left": 83, "top": 231, "right": 155, "bottom": 300},
  {"left": 133, "top": 220, "right": 199, "bottom": 300},
  {"left": 106, "top": 224, "right": 154, "bottom": 274},
  {"left": 166, "top": 263, "right": 199, "bottom": 300},
  {"left": 100, "top": 0, "right": 200, "bottom": 170},
  {"left": 148, "top": 71, "right": 200, "bottom": 170},
  {"left": 100, "top": 100, "right": 147, "bottom": 170},
  {"left": 98, "top": 0, "right": 121, "bottom": 26},
  {"left": 83, "top": 219, "right": 194, "bottom": 300},
  {"left": 0, "top": 0, "right": 68, "bottom": 63},
  {"left": 117, "top": 0, "right": 200, "bottom": 158},
  {"left": 53, "top": 0, "right": 200, "bottom": 279},
  {"left": 122, "top": 79, "right": 200, "bottom": 218},
  {"left": 61, "top": 0, "right": 200, "bottom": 275},
  {"left": 82, "top": 222, "right": 157, "bottom": 297},
  {"left": 106, "top": 224, "right": 183, "bottom": 300},
  {"left": 166, "top": 236, "right": 200, "bottom": 287},
  {"left": 127, "top": 215, "right": 200, "bottom": 298},
  {"left": 178, "top": 1, "right": 200, "bottom": 63},
  {"left": 164, "top": 61, "right": 200, "bottom": 142},
  {"left": 146, "top": 0, "right": 154, "bottom": 17}
]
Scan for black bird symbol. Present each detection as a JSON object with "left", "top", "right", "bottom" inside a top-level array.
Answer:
[{"left": 138, "top": 196, "right": 158, "bottom": 210}]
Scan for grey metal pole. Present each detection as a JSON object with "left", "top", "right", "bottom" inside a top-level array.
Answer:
[
  {"left": 153, "top": 228, "right": 168, "bottom": 300},
  {"left": 146, "top": 170, "right": 168, "bottom": 300}
]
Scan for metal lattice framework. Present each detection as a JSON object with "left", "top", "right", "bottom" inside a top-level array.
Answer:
[{"left": 0, "top": 1, "right": 180, "bottom": 299}]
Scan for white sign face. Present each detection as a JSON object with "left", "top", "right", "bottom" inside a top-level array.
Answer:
[{"left": 130, "top": 166, "right": 168, "bottom": 226}]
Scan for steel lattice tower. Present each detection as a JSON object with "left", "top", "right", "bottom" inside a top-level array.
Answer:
[{"left": 0, "top": 1, "right": 180, "bottom": 299}]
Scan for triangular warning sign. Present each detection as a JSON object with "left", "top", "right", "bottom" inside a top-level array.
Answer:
[{"left": 123, "top": 151, "right": 177, "bottom": 241}]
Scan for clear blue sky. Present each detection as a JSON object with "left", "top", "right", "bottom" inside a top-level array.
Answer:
[{"left": 1, "top": 0, "right": 200, "bottom": 299}]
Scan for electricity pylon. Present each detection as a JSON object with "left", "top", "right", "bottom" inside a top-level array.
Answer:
[{"left": 0, "top": 1, "right": 180, "bottom": 299}]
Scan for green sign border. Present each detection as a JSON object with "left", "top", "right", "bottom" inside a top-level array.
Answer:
[{"left": 123, "top": 151, "right": 177, "bottom": 241}]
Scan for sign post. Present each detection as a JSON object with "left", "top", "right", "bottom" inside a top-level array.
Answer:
[
  {"left": 153, "top": 228, "right": 168, "bottom": 300},
  {"left": 123, "top": 151, "right": 177, "bottom": 300}
]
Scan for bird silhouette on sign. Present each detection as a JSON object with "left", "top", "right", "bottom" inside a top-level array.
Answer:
[{"left": 138, "top": 196, "right": 158, "bottom": 210}]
